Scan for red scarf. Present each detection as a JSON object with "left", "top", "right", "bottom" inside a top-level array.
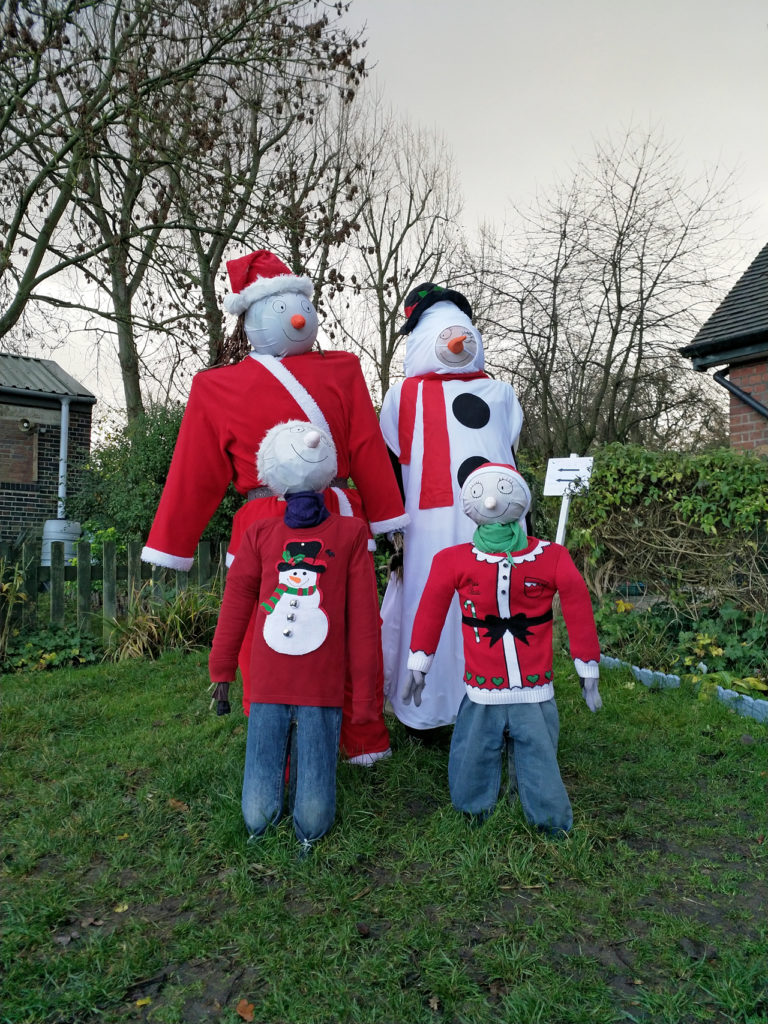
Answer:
[{"left": 398, "top": 371, "right": 489, "bottom": 509}]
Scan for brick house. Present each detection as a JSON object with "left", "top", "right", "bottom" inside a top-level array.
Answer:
[
  {"left": 0, "top": 354, "right": 96, "bottom": 547},
  {"left": 679, "top": 243, "right": 768, "bottom": 454}
]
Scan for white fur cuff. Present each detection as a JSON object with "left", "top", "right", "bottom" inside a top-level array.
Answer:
[
  {"left": 141, "top": 546, "right": 194, "bottom": 572},
  {"left": 224, "top": 275, "right": 313, "bottom": 316}
]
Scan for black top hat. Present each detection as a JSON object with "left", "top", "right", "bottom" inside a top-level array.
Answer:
[
  {"left": 277, "top": 540, "right": 326, "bottom": 573},
  {"left": 399, "top": 282, "right": 473, "bottom": 335}
]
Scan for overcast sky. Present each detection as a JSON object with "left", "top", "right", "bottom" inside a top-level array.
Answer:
[
  {"left": 346, "top": 0, "right": 768, "bottom": 246},
  {"left": 27, "top": 0, "right": 768, "bottom": 414}
]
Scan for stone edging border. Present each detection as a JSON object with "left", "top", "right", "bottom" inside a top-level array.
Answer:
[{"left": 599, "top": 655, "right": 768, "bottom": 725}]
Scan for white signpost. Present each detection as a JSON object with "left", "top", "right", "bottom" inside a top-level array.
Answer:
[{"left": 544, "top": 454, "right": 594, "bottom": 545}]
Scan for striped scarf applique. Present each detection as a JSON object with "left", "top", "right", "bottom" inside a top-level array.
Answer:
[{"left": 261, "top": 584, "right": 317, "bottom": 615}]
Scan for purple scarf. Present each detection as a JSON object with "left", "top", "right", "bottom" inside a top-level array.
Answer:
[{"left": 284, "top": 491, "right": 330, "bottom": 528}]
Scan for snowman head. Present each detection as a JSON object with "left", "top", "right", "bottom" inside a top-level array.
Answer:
[
  {"left": 224, "top": 249, "right": 318, "bottom": 357},
  {"left": 460, "top": 463, "right": 531, "bottom": 525},
  {"left": 403, "top": 300, "right": 484, "bottom": 377},
  {"left": 257, "top": 419, "right": 337, "bottom": 495}
]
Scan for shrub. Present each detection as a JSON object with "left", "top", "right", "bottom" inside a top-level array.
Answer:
[
  {"left": 68, "top": 404, "right": 241, "bottom": 547},
  {"left": 2, "top": 625, "right": 103, "bottom": 672},
  {"left": 106, "top": 582, "right": 222, "bottom": 662},
  {"left": 564, "top": 443, "right": 768, "bottom": 617}
]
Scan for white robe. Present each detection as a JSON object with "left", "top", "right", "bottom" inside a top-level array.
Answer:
[{"left": 379, "top": 303, "right": 524, "bottom": 729}]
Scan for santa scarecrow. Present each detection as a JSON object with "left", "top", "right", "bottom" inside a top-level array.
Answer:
[{"left": 143, "top": 249, "right": 408, "bottom": 763}]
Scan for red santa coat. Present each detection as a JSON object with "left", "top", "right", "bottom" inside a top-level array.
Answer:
[
  {"left": 143, "top": 351, "right": 408, "bottom": 570},
  {"left": 408, "top": 538, "right": 600, "bottom": 704},
  {"left": 210, "top": 515, "right": 380, "bottom": 722}
]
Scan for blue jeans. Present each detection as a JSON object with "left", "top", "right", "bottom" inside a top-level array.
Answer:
[
  {"left": 448, "top": 695, "right": 573, "bottom": 834},
  {"left": 242, "top": 703, "right": 343, "bottom": 847}
]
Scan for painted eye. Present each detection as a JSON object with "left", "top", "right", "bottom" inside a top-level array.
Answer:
[
  {"left": 439, "top": 328, "right": 452, "bottom": 340},
  {"left": 301, "top": 300, "right": 313, "bottom": 313},
  {"left": 497, "top": 478, "right": 513, "bottom": 494},
  {"left": 470, "top": 482, "right": 484, "bottom": 499},
  {"left": 272, "top": 300, "right": 286, "bottom": 313},
  {"left": 290, "top": 424, "right": 306, "bottom": 433}
]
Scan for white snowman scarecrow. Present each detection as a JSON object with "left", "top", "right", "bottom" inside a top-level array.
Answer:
[
  {"left": 379, "top": 283, "right": 524, "bottom": 736},
  {"left": 143, "top": 249, "right": 406, "bottom": 762}
]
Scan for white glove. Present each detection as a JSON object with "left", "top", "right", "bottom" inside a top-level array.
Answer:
[
  {"left": 402, "top": 669, "right": 426, "bottom": 707},
  {"left": 580, "top": 676, "right": 602, "bottom": 713}
]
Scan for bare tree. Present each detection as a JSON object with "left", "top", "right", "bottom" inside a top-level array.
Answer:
[
  {"left": 324, "top": 97, "right": 466, "bottom": 403},
  {"left": 0, "top": 0, "right": 366, "bottom": 419},
  {"left": 476, "top": 129, "right": 737, "bottom": 457}
]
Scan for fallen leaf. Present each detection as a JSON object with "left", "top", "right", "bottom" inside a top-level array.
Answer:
[
  {"left": 168, "top": 798, "right": 190, "bottom": 813},
  {"left": 116, "top": 833, "right": 130, "bottom": 841},
  {"left": 352, "top": 886, "right": 371, "bottom": 901},
  {"left": 429, "top": 995, "right": 441, "bottom": 1011},
  {"left": 236, "top": 998, "right": 255, "bottom": 1022},
  {"left": 113, "top": 902, "right": 129, "bottom": 914},
  {"left": 135, "top": 997, "right": 151, "bottom": 1007}
]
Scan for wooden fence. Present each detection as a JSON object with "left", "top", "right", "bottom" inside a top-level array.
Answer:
[{"left": 3, "top": 539, "right": 228, "bottom": 642}]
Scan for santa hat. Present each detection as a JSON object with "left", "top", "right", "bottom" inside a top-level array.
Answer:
[
  {"left": 399, "top": 282, "right": 473, "bottom": 335},
  {"left": 224, "top": 250, "right": 313, "bottom": 316}
]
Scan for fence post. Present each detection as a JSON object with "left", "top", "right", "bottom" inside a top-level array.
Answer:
[
  {"left": 77, "top": 540, "right": 92, "bottom": 632},
  {"left": 50, "top": 541, "right": 65, "bottom": 627},
  {"left": 22, "top": 542, "right": 38, "bottom": 630},
  {"left": 127, "top": 542, "right": 142, "bottom": 605},
  {"left": 176, "top": 569, "right": 189, "bottom": 595},
  {"left": 217, "top": 542, "right": 228, "bottom": 589},
  {"left": 196, "top": 541, "right": 211, "bottom": 588},
  {"left": 102, "top": 540, "right": 117, "bottom": 643},
  {"left": 151, "top": 564, "right": 165, "bottom": 602}
]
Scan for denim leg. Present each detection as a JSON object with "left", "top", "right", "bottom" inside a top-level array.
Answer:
[
  {"left": 292, "top": 705, "right": 343, "bottom": 847},
  {"left": 242, "top": 703, "right": 292, "bottom": 838},
  {"left": 506, "top": 700, "right": 572, "bottom": 834},
  {"left": 448, "top": 696, "right": 507, "bottom": 818}
]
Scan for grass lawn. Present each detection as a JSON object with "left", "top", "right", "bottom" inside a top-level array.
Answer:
[{"left": 2, "top": 651, "right": 767, "bottom": 1024}]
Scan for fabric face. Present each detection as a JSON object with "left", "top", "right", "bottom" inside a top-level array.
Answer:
[
  {"left": 461, "top": 465, "right": 531, "bottom": 524},
  {"left": 242, "top": 702, "right": 343, "bottom": 844},
  {"left": 403, "top": 302, "right": 485, "bottom": 377},
  {"left": 257, "top": 420, "right": 337, "bottom": 495},
  {"left": 244, "top": 290, "right": 318, "bottom": 356}
]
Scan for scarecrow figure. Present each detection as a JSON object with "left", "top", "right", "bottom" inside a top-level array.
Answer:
[
  {"left": 210, "top": 420, "right": 381, "bottom": 854},
  {"left": 379, "top": 284, "right": 523, "bottom": 737},
  {"left": 404, "top": 463, "right": 601, "bottom": 834},
  {"left": 143, "top": 249, "right": 408, "bottom": 763}
]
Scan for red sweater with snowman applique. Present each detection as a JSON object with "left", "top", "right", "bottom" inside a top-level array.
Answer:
[{"left": 209, "top": 513, "right": 380, "bottom": 722}]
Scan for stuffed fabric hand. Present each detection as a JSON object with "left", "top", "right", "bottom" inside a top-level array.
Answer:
[
  {"left": 402, "top": 669, "right": 426, "bottom": 707},
  {"left": 209, "top": 681, "right": 231, "bottom": 716},
  {"left": 580, "top": 676, "right": 602, "bottom": 713}
]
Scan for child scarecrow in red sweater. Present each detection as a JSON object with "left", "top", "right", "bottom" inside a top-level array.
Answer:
[
  {"left": 403, "top": 463, "right": 602, "bottom": 834},
  {"left": 209, "top": 420, "right": 380, "bottom": 854}
]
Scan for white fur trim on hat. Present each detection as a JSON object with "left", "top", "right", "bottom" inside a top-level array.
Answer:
[{"left": 224, "top": 274, "right": 314, "bottom": 316}]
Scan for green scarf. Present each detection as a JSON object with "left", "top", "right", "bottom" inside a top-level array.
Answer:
[{"left": 473, "top": 521, "right": 528, "bottom": 562}]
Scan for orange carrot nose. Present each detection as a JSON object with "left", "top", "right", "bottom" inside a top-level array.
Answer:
[
  {"left": 291, "top": 314, "right": 306, "bottom": 329},
  {"left": 289, "top": 574, "right": 302, "bottom": 584},
  {"left": 447, "top": 335, "right": 466, "bottom": 354}
]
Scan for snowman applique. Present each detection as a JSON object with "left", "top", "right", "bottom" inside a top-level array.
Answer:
[{"left": 262, "top": 540, "right": 329, "bottom": 655}]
